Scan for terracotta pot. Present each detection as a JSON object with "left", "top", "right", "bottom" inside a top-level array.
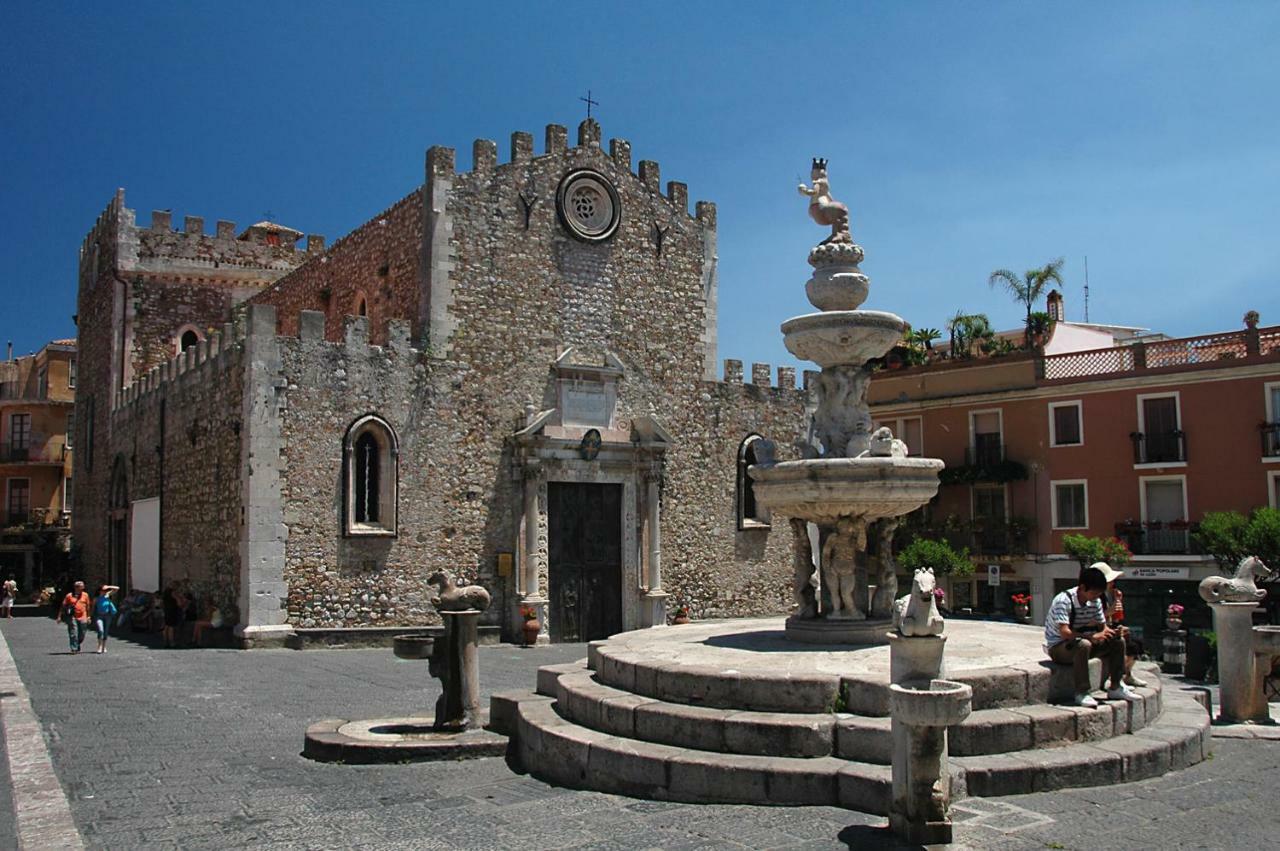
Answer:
[{"left": 522, "top": 619, "right": 541, "bottom": 647}]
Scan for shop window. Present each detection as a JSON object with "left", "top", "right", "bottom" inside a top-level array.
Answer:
[
  {"left": 1051, "top": 480, "right": 1088, "bottom": 529},
  {"left": 737, "top": 434, "right": 771, "bottom": 529},
  {"left": 1048, "top": 400, "right": 1082, "bottom": 446},
  {"left": 343, "top": 415, "right": 398, "bottom": 537}
]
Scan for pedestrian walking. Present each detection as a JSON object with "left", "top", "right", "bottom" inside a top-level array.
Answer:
[
  {"left": 57, "top": 580, "right": 92, "bottom": 654},
  {"left": 93, "top": 585, "right": 120, "bottom": 654},
  {"left": 1, "top": 574, "right": 16, "bottom": 618}
]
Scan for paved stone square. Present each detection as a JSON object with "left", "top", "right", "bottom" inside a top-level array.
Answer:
[{"left": 2, "top": 617, "right": 1279, "bottom": 850}]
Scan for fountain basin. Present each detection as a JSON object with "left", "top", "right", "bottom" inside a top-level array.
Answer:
[
  {"left": 781, "top": 310, "right": 906, "bottom": 367},
  {"left": 749, "top": 457, "right": 944, "bottom": 524},
  {"left": 393, "top": 634, "right": 435, "bottom": 660},
  {"left": 1253, "top": 625, "right": 1280, "bottom": 655},
  {"left": 889, "top": 679, "right": 973, "bottom": 728}
]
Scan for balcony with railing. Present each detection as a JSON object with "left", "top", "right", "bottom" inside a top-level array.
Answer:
[
  {"left": 894, "top": 514, "right": 1035, "bottom": 557},
  {"left": 1130, "top": 430, "right": 1186, "bottom": 464},
  {"left": 1114, "top": 520, "right": 1198, "bottom": 555},
  {"left": 0, "top": 442, "right": 67, "bottom": 465},
  {"left": 1262, "top": 423, "right": 1280, "bottom": 458}
]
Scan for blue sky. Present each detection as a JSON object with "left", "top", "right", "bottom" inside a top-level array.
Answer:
[{"left": 2, "top": 2, "right": 1277, "bottom": 370}]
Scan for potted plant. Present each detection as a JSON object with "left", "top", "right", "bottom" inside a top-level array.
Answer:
[
  {"left": 1244, "top": 309, "right": 1260, "bottom": 329},
  {"left": 1010, "top": 593, "right": 1032, "bottom": 623},
  {"left": 520, "top": 604, "right": 541, "bottom": 647},
  {"left": 1166, "top": 603, "right": 1185, "bottom": 631},
  {"left": 672, "top": 604, "right": 691, "bottom": 625}
]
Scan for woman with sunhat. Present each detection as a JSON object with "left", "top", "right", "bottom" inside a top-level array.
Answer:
[{"left": 1095, "top": 561, "right": 1148, "bottom": 688}]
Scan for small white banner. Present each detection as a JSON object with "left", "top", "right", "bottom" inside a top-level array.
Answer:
[
  {"left": 1127, "top": 567, "right": 1190, "bottom": 580},
  {"left": 987, "top": 564, "right": 1001, "bottom": 586}
]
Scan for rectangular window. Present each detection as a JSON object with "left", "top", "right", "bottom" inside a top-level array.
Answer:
[
  {"left": 973, "top": 483, "right": 1006, "bottom": 521},
  {"left": 1266, "top": 383, "right": 1280, "bottom": 457},
  {"left": 1137, "top": 393, "right": 1183, "bottom": 463},
  {"left": 63, "top": 477, "right": 72, "bottom": 514},
  {"left": 1141, "top": 476, "right": 1189, "bottom": 554},
  {"left": 8, "top": 413, "right": 31, "bottom": 459},
  {"left": 1052, "top": 480, "right": 1088, "bottom": 529},
  {"left": 37, "top": 368, "right": 48, "bottom": 399},
  {"left": 971, "top": 410, "right": 1003, "bottom": 466},
  {"left": 68, "top": 359, "right": 76, "bottom": 389},
  {"left": 877, "top": 416, "right": 923, "bottom": 456},
  {"left": 6, "top": 479, "right": 30, "bottom": 525},
  {"left": 1269, "top": 471, "right": 1280, "bottom": 510},
  {"left": 1049, "top": 401, "right": 1082, "bottom": 447},
  {"left": 66, "top": 412, "right": 74, "bottom": 448}
]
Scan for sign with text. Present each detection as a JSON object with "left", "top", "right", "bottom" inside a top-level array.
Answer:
[
  {"left": 987, "top": 564, "right": 1001, "bottom": 586},
  {"left": 1126, "top": 567, "right": 1190, "bottom": 580}
]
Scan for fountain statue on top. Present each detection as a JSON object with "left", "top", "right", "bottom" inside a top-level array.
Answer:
[{"left": 751, "top": 160, "right": 945, "bottom": 645}]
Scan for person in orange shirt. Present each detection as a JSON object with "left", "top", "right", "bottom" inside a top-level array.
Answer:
[{"left": 57, "top": 580, "right": 92, "bottom": 654}]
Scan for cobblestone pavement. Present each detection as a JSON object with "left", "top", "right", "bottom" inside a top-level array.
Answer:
[{"left": 2, "top": 617, "right": 1279, "bottom": 850}]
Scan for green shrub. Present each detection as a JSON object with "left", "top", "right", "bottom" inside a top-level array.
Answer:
[{"left": 898, "top": 536, "right": 974, "bottom": 577}]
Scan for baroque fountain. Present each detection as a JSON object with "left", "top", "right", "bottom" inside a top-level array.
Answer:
[
  {"left": 750, "top": 157, "right": 945, "bottom": 645},
  {"left": 490, "top": 161, "right": 1209, "bottom": 842}
]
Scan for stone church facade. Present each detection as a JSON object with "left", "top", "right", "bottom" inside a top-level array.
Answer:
[{"left": 73, "top": 119, "right": 809, "bottom": 645}]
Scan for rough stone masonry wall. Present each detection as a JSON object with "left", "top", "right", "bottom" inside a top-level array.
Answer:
[
  {"left": 73, "top": 191, "right": 129, "bottom": 582},
  {"left": 248, "top": 190, "right": 424, "bottom": 346},
  {"left": 126, "top": 212, "right": 313, "bottom": 381},
  {"left": 663, "top": 371, "right": 808, "bottom": 619},
  {"left": 277, "top": 316, "right": 459, "bottom": 628},
  {"left": 107, "top": 333, "right": 246, "bottom": 618}
]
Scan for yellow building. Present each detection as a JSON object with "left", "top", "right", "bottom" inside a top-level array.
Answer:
[{"left": 1, "top": 339, "right": 75, "bottom": 594}]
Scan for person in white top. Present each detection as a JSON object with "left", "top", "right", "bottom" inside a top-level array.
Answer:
[
  {"left": 1044, "top": 564, "right": 1134, "bottom": 708},
  {"left": 1, "top": 575, "right": 17, "bottom": 618}
]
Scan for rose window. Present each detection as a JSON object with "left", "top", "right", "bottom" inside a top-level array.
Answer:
[{"left": 556, "top": 170, "right": 621, "bottom": 242}]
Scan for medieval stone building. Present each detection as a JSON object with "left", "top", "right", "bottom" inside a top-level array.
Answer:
[{"left": 72, "top": 119, "right": 810, "bottom": 645}]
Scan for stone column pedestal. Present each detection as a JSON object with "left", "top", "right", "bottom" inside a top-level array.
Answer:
[
  {"left": 888, "top": 633, "right": 967, "bottom": 846},
  {"left": 1211, "top": 602, "right": 1268, "bottom": 723},
  {"left": 642, "top": 590, "right": 669, "bottom": 628},
  {"left": 434, "top": 610, "right": 483, "bottom": 730}
]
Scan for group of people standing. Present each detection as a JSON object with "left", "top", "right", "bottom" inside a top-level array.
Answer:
[{"left": 56, "top": 581, "right": 119, "bottom": 654}]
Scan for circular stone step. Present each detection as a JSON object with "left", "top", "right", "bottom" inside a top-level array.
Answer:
[{"left": 591, "top": 617, "right": 1066, "bottom": 714}]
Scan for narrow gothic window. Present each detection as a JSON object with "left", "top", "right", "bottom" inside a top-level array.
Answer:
[
  {"left": 737, "top": 434, "right": 771, "bottom": 529},
  {"left": 344, "top": 415, "right": 398, "bottom": 536},
  {"left": 354, "top": 432, "right": 379, "bottom": 523},
  {"left": 181, "top": 330, "right": 199, "bottom": 351}
]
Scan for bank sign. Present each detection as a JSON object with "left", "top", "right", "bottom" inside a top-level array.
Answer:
[{"left": 1125, "top": 567, "right": 1190, "bottom": 580}]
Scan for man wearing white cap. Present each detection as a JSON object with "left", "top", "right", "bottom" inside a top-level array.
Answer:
[
  {"left": 1097, "top": 561, "right": 1149, "bottom": 688},
  {"left": 1044, "top": 564, "right": 1134, "bottom": 707}
]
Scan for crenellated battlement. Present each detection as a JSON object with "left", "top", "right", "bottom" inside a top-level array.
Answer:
[
  {"left": 144, "top": 208, "right": 325, "bottom": 254},
  {"left": 79, "top": 188, "right": 126, "bottom": 261},
  {"left": 111, "top": 305, "right": 418, "bottom": 416},
  {"left": 426, "top": 119, "right": 714, "bottom": 223},
  {"left": 711, "top": 358, "right": 813, "bottom": 393}
]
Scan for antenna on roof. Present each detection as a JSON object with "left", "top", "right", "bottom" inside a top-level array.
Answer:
[{"left": 1083, "top": 255, "right": 1090, "bottom": 323}]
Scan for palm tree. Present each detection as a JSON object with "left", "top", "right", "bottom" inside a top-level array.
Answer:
[
  {"left": 946, "top": 313, "right": 994, "bottom": 359},
  {"left": 988, "top": 258, "right": 1065, "bottom": 346}
]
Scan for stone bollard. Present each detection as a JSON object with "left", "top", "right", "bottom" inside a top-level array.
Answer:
[
  {"left": 887, "top": 632, "right": 971, "bottom": 845},
  {"left": 430, "top": 610, "right": 483, "bottom": 731}
]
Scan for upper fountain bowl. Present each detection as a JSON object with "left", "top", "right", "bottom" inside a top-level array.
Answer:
[{"left": 782, "top": 311, "right": 906, "bottom": 368}]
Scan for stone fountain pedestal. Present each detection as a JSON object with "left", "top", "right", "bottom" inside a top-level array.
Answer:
[
  {"left": 1211, "top": 602, "right": 1278, "bottom": 724},
  {"left": 887, "top": 632, "right": 970, "bottom": 845}
]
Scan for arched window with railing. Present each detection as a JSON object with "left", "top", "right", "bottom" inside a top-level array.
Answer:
[
  {"left": 343, "top": 414, "right": 398, "bottom": 536},
  {"left": 737, "top": 434, "right": 771, "bottom": 530}
]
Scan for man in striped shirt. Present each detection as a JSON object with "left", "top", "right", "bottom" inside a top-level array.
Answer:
[{"left": 1044, "top": 564, "right": 1133, "bottom": 708}]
